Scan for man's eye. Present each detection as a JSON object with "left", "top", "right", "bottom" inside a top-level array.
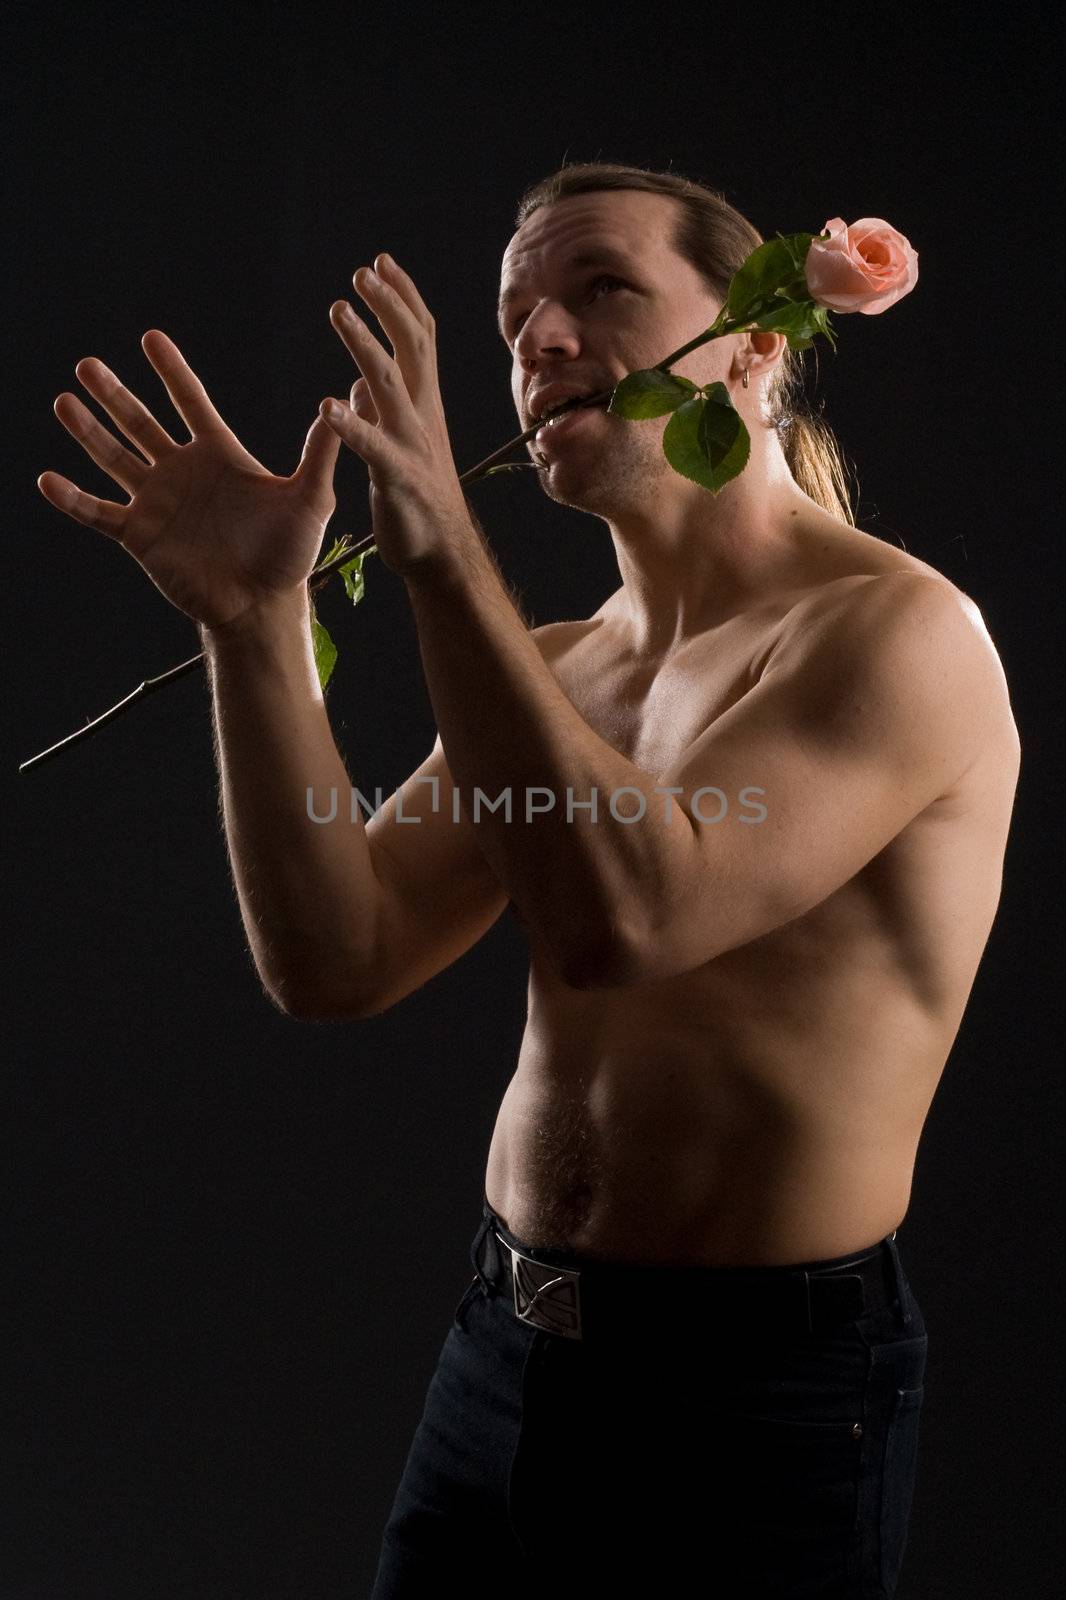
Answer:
[{"left": 510, "top": 274, "right": 627, "bottom": 338}]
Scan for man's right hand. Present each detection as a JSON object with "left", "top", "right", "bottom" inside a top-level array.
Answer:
[{"left": 37, "top": 329, "right": 344, "bottom": 631}]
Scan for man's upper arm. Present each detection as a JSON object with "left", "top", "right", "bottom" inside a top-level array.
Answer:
[
  {"left": 341, "top": 733, "right": 508, "bottom": 1016},
  {"left": 342, "top": 623, "right": 576, "bottom": 1017},
  {"left": 632, "top": 574, "right": 999, "bottom": 980}
]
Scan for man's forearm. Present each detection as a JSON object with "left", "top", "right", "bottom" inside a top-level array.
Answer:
[
  {"left": 402, "top": 516, "right": 692, "bottom": 985},
  {"left": 200, "top": 586, "right": 383, "bottom": 1014}
]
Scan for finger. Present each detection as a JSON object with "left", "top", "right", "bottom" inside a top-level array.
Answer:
[
  {"left": 318, "top": 395, "right": 394, "bottom": 474},
  {"left": 37, "top": 470, "right": 127, "bottom": 539},
  {"left": 329, "top": 301, "right": 412, "bottom": 437},
  {"left": 353, "top": 262, "right": 439, "bottom": 412},
  {"left": 139, "top": 329, "right": 234, "bottom": 437},
  {"left": 72, "top": 357, "right": 177, "bottom": 462},
  {"left": 292, "top": 413, "right": 342, "bottom": 507},
  {"left": 350, "top": 376, "right": 380, "bottom": 427},
  {"left": 53, "top": 391, "right": 151, "bottom": 497},
  {"left": 370, "top": 254, "right": 437, "bottom": 340}
]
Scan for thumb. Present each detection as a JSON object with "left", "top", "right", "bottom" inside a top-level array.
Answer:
[{"left": 294, "top": 412, "right": 342, "bottom": 489}]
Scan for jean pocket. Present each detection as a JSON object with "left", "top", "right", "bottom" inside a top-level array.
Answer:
[
  {"left": 879, "top": 1383, "right": 924, "bottom": 1595},
  {"left": 711, "top": 1408, "right": 865, "bottom": 1535}
]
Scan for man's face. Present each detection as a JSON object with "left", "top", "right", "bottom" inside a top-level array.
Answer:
[{"left": 498, "top": 189, "right": 728, "bottom": 519}]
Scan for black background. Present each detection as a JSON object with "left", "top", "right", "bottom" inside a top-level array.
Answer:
[{"left": 7, "top": 2, "right": 1061, "bottom": 1594}]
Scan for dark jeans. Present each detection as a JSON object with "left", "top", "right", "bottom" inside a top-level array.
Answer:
[{"left": 370, "top": 1195, "right": 928, "bottom": 1598}]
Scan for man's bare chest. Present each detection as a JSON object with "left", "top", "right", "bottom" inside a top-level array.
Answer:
[{"left": 547, "top": 613, "right": 786, "bottom": 775}]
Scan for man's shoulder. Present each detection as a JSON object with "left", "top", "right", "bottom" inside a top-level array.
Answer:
[
  {"left": 775, "top": 567, "right": 1018, "bottom": 772},
  {"left": 778, "top": 557, "right": 985, "bottom": 673},
  {"left": 529, "top": 615, "right": 603, "bottom": 665},
  {"left": 826, "top": 567, "right": 997, "bottom": 668}
]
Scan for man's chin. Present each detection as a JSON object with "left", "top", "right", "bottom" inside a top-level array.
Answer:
[{"left": 536, "top": 463, "right": 616, "bottom": 517}]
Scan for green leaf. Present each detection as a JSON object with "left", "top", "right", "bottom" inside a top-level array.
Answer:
[
  {"left": 662, "top": 388, "right": 750, "bottom": 494},
  {"left": 725, "top": 231, "right": 826, "bottom": 326},
  {"left": 726, "top": 238, "right": 797, "bottom": 322},
  {"left": 608, "top": 367, "right": 699, "bottom": 420},
  {"left": 697, "top": 387, "right": 752, "bottom": 488},
  {"left": 776, "top": 230, "right": 819, "bottom": 278},
  {"left": 749, "top": 298, "right": 826, "bottom": 348},
  {"left": 766, "top": 300, "right": 837, "bottom": 352},
  {"left": 318, "top": 535, "right": 352, "bottom": 569},
  {"left": 811, "top": 302, "right": 838, "bottom": 352},
  {"left": 310, "top": 603, "right": 338, "bottom": 689},
  {"left": 338, "top": 544, "right": 377, "bottom": 605}
]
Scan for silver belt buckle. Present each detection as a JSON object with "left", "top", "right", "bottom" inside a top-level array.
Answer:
[{"left": 501, "top": 1231, "right": 583, "bottom": 1341}]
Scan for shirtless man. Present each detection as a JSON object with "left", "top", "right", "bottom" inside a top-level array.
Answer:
[
  {"left": 345, "top": 187, "right": 1019, "bottom": 1271},
  {"left": 39, "top": 183, "right": 1020, "bottom": 1594},
  {"left": 478, "top": 192, "right": 1022, "bottom": 1270}
]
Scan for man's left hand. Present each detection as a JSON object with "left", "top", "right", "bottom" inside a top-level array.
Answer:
[{"left": 320, "top": 253, "right": 475, "bottom": 579}]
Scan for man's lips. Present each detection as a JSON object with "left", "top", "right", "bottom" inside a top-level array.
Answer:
[
  {"left": 526, "top": 389, "right": 610, "bottom": 432},
  {"left": 530, "top": 394, "right": 609, "bottom": 441},
  {"left": 533, "top": 405, "right": 600, "bottom": 446}
]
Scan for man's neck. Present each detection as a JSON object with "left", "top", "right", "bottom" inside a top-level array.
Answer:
[{"left": 604, "top": 473, "right": 825, "bottom": 656}]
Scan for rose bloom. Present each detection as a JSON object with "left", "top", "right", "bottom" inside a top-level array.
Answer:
[{"left": 804, "top": 217, "right": 919, "bottom": 314}]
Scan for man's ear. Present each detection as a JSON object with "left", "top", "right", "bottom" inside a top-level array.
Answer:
[{"left": 745, "top": 328, "right": 788, "bottom": 378}]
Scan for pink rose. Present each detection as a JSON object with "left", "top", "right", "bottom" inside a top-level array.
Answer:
[{"left": 804, "top": 217, "right": 919, "bottom": 315}]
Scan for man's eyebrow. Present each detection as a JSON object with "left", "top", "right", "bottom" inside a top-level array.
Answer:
[{"left": 496, "top": 248, "right": 633, "bottom": 333}]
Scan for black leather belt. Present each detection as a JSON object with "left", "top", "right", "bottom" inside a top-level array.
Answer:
[{"left": 474, "top": 1226, "right": 901, "bottom": 1343}]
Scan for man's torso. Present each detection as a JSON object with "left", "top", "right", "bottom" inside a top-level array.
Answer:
[{"left": 485, "top": 515, "right": 1020, "bottom": 1266}]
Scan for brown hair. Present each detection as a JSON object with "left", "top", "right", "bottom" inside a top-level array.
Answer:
[{"left": 513, "top": 160, "right": 857, "bottom": 525}]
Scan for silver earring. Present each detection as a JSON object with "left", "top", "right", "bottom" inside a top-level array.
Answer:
[{"left": 742, "top": 368, "right": 750, "bottom": 389}]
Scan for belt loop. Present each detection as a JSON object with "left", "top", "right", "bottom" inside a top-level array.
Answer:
[
  {"left": 469, "top": 1201, "right": 500, "bottom": 1296},
  {"left": 801, "top": 1270, "right": 814, "bottom": 1336},
  {"left": 883, "top": 1229, "right": 911, "bottom": 1326}
]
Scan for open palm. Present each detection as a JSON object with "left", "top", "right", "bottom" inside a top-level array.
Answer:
[{"left": 38, "top": 329, "right": 343, "bottom": 630}]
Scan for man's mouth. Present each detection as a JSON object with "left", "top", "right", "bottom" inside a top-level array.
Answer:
[
  {"left": 529, "top": 387, "right": 610, "bottom": 431},
  {"left": 534, "top": 395, "right": 607, "bottom": 431},
  {"left": 533, "top": 404, "right": 604, "bottom": 449}
]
